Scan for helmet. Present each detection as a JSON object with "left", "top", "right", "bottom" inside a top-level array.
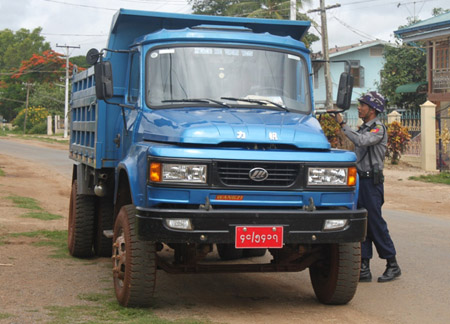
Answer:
[{"left": 358, "top": 91, "right": 385, "bottom": 113}]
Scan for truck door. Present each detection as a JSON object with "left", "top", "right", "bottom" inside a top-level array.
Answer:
[{"left": 121, "top": 51, "right": 141, "bottom": 154}]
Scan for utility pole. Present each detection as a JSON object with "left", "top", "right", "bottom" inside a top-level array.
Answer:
[
  {"left": 23, "top": 83, "right": 32, "bottom": 134},
  {"left": 56, "top": 44, "right": 80, "bottom": 139},
  {"left": 309, "top": 1, "right": 341, "bottom": 110},
  {"left": 290, "top": 0, "right": 296, "bottom": 20}
]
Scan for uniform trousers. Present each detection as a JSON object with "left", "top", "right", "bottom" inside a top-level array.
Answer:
[{"left": 358, "top": 178, "right": 396, "bottom": 260}]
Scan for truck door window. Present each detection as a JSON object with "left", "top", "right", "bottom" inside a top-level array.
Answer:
[
  {"left": 128, "top": 52, "right": 140, "bottom": 103},
  {"left": 146, "top": 46, "right": 311, "bottom": 114}
]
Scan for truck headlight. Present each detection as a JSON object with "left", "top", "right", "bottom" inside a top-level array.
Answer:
[
  {"left": 307, "top": 167, "right": 356, "bottom": 186},
  {"left": 150, "top": 162, "right": 207, "bottom": 183}
]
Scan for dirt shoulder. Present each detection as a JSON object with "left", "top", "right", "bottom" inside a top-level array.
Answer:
[{"left": 383, "top": 161, "right": 450, "bottom": 220}]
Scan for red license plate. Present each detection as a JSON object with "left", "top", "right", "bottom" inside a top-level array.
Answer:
[{"left": 235, "top": 226, "right": 283, "bottom": 249}]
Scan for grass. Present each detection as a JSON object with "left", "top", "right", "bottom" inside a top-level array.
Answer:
[
  {"left": 43, "top": 292, "right": 208, "bottom": 324},
  {"left": 20, "top": 211, "right": 63, "bottom": 220},
  {"left": 7, "top": 195, "right": 43, "bottom": 210},
  {"left": 0, "top": 167, "right": 5, "bottom": 176},
  {"left": 0, "top": 312, "right": 13, "bottom": 320},
  {"left": 409, "top": 172, "right": 450, "bottom": 185},
  {"left": 9, "top": 133, "right": 69, "bottom": 145},
  {"left": 6, "top": 195, "right": 63, "bottom": 220},
  {"left": 10, "top": 230, "right": 69, "bottom": 258}
]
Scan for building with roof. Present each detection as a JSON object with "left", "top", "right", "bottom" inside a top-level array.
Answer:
[
  {"left": 395, "top": 12, "right": 450, "bottom": 170},
  {"left": 313, "top": 40, "right": 391, "bottom": 126},
  {"left": 395, "top": 11, "right": 450, "bottom": 104}
]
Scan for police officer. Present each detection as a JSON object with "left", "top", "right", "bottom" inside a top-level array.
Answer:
[{"left": 334, "top": 91, "right": 401, "bottom": 283}]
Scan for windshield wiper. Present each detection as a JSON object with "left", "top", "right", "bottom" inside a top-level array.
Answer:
[
  {"left": 221, "top": 97, "right": 288, "bottom": 111},
  {"left": 161, "top": 98, "right": 230, "bottom": 108}
]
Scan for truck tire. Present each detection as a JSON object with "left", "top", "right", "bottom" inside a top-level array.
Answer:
[
  {"left": 217, "top": 244, "right": 244, "bottom": 260},
  {"left": 113, "top": 204, "right": 156, "bottom": 307},
  {"left": 309, "top": 242, "right": 360, "bottom": 305},
  {"left": 68, "top": 180, "right": 95, "bottom": 258},
  {"left": 94, "top": 197, "right": 113, "bottom": 257}
]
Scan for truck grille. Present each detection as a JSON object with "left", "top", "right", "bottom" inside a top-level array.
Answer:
[{"left": 217, "top": 162, "right": 299, "bottom": 187}]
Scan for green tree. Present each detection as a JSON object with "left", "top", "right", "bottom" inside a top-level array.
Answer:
[
  {"left": 378, "top": 43, "right": 426, "bottom": 110},
  {"left": 0, "top": 28, "right": 50, "bottom": 122},
  {"left": 70, "top": 55, "right": 90, "bottom": 70},
  {"left": 432, "top": 7, "right": 450, "bottom": 16},
  {"left": 29, "top": 83, "right": 65, "bottom": 116},
  {"left": 0, "top": 28, "right": 50, "bottom": 72},
  {"left": 378, "top": 15, "right": 429, "bottom": 110},
  {"left": 189, "top": 0, "right": 240, "bottom": 15},
  {"left": 188, "top": 0, "right": 318, "bottom": 47}
]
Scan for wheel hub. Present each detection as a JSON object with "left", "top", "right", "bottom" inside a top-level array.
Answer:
[{"left": 113, "top": 230, "right": 127, "bottom": 285}]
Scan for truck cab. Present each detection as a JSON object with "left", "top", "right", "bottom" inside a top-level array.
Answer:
[{"left": 68, "top": 9, "right": 366, "bottom": 308}]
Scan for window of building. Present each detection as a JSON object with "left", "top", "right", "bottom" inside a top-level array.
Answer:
[
  {"left": 370, "top": 46, "right": 384, "bottom": 57},
  {"left": 435, "top": 41, "right": 449, "bottom": 70},
  {"left": 350, "top": 60, "right": 365, "bottom": 88}
]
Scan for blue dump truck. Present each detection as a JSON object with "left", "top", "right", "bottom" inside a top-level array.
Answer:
[{"left": 68, "top": 9, "right": 367, "bottom": 307}]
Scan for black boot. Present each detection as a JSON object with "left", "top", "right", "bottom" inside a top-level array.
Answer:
[
  {"left": 359, "top": 258, "right": 372, "bottom": 282},
  {"left": 378, "top": 257, "right": 401, "bottom": 282}
]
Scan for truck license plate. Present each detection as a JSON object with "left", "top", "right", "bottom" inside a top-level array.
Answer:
[{"left": 235, "top": 226, "right": 283, "bottom": 249}]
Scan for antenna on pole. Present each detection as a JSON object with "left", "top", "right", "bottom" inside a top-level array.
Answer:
[{"left": 56, "top": 44, "right": 80, "bottom": 139}]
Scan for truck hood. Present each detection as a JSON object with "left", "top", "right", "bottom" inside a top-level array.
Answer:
[{"left": 140, "top": 108, "right": 330, "bottom": 150}]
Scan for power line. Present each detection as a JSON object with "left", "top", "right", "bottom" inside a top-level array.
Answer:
[
  {"left": 40, "top": 0, "right": 189, "bottom": 11},
  {"left": 332, "top": 16, "right": 377, "bottom": 41},
  {"left": 41, "top": 0, "right": 117, "bottom": 11}
]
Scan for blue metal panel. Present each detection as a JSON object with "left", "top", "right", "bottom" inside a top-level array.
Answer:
[
  {"left": 139, "top": 108, "right": 329, "bottom": 149},
  {"left": 147, "top": 146, "right": 355, "bottom": 162},
  {"left": 70, "top": 67, "right": 122, "bottom": 169},
  {"left": 145, "top": 187, "right": 357, "bottom": 210}
]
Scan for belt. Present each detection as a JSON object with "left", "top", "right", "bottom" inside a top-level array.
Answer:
[{"left": 358, "top": 170, "right": 373, "bottom": 178}]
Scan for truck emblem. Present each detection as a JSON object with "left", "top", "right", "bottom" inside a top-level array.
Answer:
[
  {"left": 269, "top": 132, "right": 278, "bottom": 140},
  {"left": 236, "top": 131, "right": 246, "bottom": 139},
  {"left": 249, "top": 167, "right": 269, "bottom": 181}
]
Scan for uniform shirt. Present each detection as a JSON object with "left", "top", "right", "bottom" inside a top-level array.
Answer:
[{"left": 341, "top": 117, "right": 387, "bottom": 172}]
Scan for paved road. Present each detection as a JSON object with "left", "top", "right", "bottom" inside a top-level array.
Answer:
[
  {"left": 0, "top": 138, "right": 72, "bottom": 178},
  {"left": 1, "top": 138, "right": 449, "bottom": 323}
]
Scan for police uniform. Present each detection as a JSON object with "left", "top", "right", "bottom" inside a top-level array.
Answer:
[
  {"left": 338, "top": 91, "right": 401, "bottom": 283},
  {"left": 341, "top": 118, "right": 397, "bottom": 261}
]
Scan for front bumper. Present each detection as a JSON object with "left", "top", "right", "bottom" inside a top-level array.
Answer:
[{"left": 136, "top": 207, "right": 367, "bottom": 245}]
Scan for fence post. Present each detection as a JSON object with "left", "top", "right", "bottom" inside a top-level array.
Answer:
[
  {"left": 47, "top": 116, "right": 53, "bottom": 135},
  {"left": 387, "top": 110, "right": 401, "bottom": 124},
  {"left": 54, "top": 115, "right": 59, "bottom": 133},
  {"left": 420, "top": 101, "right": 437, "bottom": 171}
]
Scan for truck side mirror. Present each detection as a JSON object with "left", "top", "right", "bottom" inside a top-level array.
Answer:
[
  {"left": 94, "top": 61, "right": 114, "bottom": 100},
  {"left": 336, "top": 72, "right": 354, "bottom": 110}
]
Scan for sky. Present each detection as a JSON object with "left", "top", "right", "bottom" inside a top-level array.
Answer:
[{"left": 0, "top": 0, "right": 449, "bottom": 58}]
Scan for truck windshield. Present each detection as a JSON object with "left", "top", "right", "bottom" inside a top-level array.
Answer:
[{"left": 146, "top": 46, "right": 311, "bottom": 114}]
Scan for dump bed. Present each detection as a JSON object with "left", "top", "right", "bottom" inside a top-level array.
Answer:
[{"left": 69, "top": 68, "right": 121, "bottom": 168}]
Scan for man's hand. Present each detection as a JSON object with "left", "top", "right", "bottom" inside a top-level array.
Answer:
[{"left": 334, "top": 113, "right": 344, "bottom": 125}]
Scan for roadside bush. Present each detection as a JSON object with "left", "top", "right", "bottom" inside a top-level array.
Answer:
[
  {"left": 12, "top": 106, "right": 49, "bottom": 133},
  {"left": 28, "top": 121, "right": 47, "bottom": 134},
  {"left": 387, "top": 121, "right": 411, "bottom": 164}
]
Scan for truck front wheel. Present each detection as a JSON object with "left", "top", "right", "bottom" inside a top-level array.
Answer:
[
  {"left": 309, "top": 243, "right": 360, "bottom": 305},
  {"left": 113, "top": 204, "right": 156, "bottom": 307},
  {"left": 68, "top": 180, "right": 95, "bottom": 258}
]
